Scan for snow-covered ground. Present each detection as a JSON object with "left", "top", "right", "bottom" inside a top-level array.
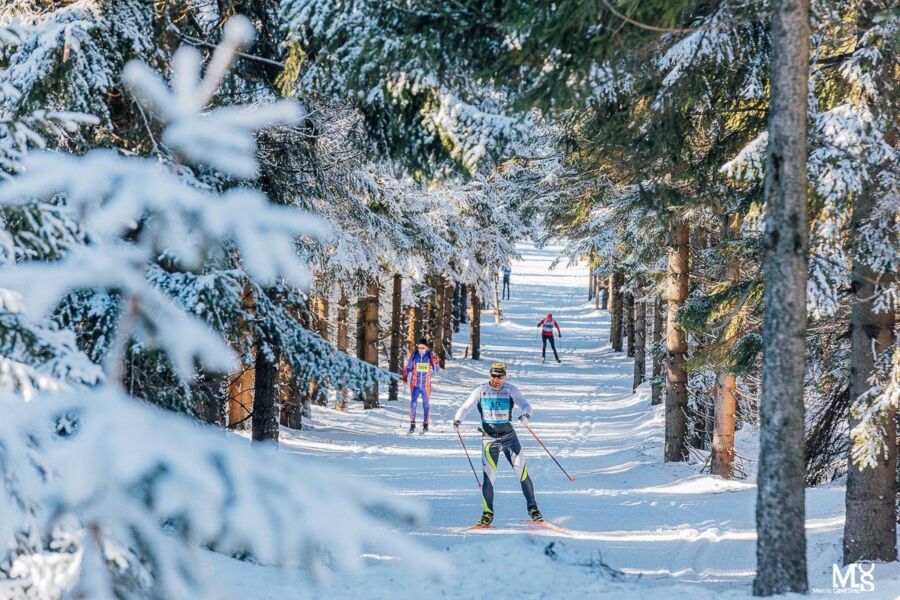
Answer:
[{"left": 212, "top": 244, "right": 900, "bottom": 599}]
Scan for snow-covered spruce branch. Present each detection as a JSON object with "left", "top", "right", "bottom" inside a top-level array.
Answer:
[
  {"left": 0, "top": 15, "right": 441, "bottom": 597},
  {"left": 849, "top": 345, "right": 900, "bottom": 469}
]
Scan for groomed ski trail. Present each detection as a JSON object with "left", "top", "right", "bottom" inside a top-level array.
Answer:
[{"left": 211, "top": 243, "right": 894, "bottom": 599}]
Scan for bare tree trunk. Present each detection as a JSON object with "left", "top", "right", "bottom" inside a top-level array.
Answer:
[
  {"left": 493, "top": 274, "right": 502, "bottom": 324},
  {"left": 609, "top": 272, "right": 623, "bottom": 352},
  {"left": 469, "top": 286, "right": 481, "bottom": 360},
  {"left": 388, "top": 274, "right": 402, "bottom": 402},
  {"left": 309, "top": 294, "right": 329, "bottom": 406},
  {"left": 363, "top": 280, "right": 380, "bottom": 409},
  {"left": 651, "top": 297, "right": 664, "bottom": 405},
  {"left": 633, "top": 299, "right": 646, "bottom": 393},
  {"left": 278, "top": 356, "right": 302, "bottom": 428},
  {"left": 625, "top": 291, "right": 635, "bottom": 357},
  {"left": 600, "top": 283, "right": 609, "bottom": 310},
  {"left": 588, "top": 267, "right": 593, "bottom": 301},
  {"left": 754, "top": 0, "right": 810, "bottom": 593},
  {"left": 711, "top": 373, "right": 737, "bottom": 477},
  {"left": 251, "top": 345, "right": 279, "bottom": 444},
  {"left": 843, "top": 156, "right": 897, "bottom": 564},
  {"left": 458, "top": 283, "right": 468, "bottom": 324},
  {"left": 425, "top": 283, "right": 436, "bottom": 343},
  {"left": 441, "top": 279, "right": 453, "bottom": 366},
  {"left": 335, "top": 288, "right": 350, "bottom": 410},
  {"left": 711, "top": 215, "right": 741, "bottom": 478},
  {"left": 665, "top": 221, "right": 689, "bottom": 463},
  {"left": 355, "top": 299, "right": 366, "bottom": 361},
  {"left": 452, "top": 282, "right": 462, "bottom": 332},
  {"left": 406, "top": 303, "right": 421, "bottom": 354},
  {"left": 433, "top": 279, "right": 445, "bottom": 362},
  {"left": 228, "top": 284, "right": 256, "bottom": 428}
]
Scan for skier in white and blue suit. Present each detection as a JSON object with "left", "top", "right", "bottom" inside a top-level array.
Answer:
[{"left": 453, "top": 362, "right": 543, "bottom": 527}]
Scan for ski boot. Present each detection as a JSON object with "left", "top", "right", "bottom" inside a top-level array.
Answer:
[
  {"left": 556, "top": 358, "right": 562, "bottom": 364},
  {"left": 528, "top": 508, "right": 544, "bottom": 523},
  {"left": 408, "top": 421, "right": 416, "bottom": 434},
  {"left": 422, "top": 422, "right": 429, "bottom": 433},
  {"left": 541, "top": 357, "right": 546, "bottom": 365},
  {"left": 478, "top": 511, "right": 494, "bottom": 527}
]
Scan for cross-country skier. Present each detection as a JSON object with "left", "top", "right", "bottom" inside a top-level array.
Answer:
[
  {"left": 537, "top": 313, "right": 562, "bottom": 364},
  {"left": 501, "top": 265, "right": 511, "bottom": 300},
  {"left": 453, "top": 362, "right": 543, "bottom": 526},
  {"left": 402, "top": 338, "right": 440, "bottom": 433}
]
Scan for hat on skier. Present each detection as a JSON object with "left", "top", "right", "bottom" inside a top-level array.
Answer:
[
  {"left": 417, "top": 337, "right": 430, "bottom": 347},
  {"left": 546, "top": 313, "right": 552, "bottom": 320},
  {"left": 489, "top": 362, "right": 507, "bottom": 377}
]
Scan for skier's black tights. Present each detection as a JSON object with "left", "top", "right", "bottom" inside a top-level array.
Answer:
[{"left": 541, "top": 336, "right": 559, "bottom": 361}]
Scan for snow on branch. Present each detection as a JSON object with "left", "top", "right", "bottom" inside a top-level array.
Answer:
[
  {"left": 850, "top": 346, "right": 900, "bottom": 469},
  {"left": 0, "top": 388, "right": 441, "bottom": 597}
]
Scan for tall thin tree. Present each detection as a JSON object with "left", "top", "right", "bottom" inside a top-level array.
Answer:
[
  {"left": 665, "top": 221, "right": 689, "bottom": 462},
  {"left": 754, "top": 0, "right": 811, "bottom": 593}
]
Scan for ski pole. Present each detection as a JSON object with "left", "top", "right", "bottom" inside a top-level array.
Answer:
[
  {"left": 522, "top": 422, "right": 576, "bottom": 482},
  {"left": 455, "top": 428, "right": 482, "bottom": 488}
]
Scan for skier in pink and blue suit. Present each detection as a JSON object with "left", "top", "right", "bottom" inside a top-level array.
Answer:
[{"left": 402, "top": 337, "right": 441, "bottom": 433}]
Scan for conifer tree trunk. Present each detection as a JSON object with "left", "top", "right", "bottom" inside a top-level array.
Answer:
[
  {"left": 458, "top": 283, "right": 468, "bottom": 324},
  {"left": 433, "top": 279, "right": 445, "bottom": 361},
  {"left": 407, "top": 303, "right": 421, "bottom": 353},
  {"left": 251, "top": 345, "right": 279, "bottom": 444},
  {"left": 493, "top": 274, "right": 502, "bottom": 324},
  {"left": 625, "top": 291, "right": 635, "bottom": 357},
  {"left": 452, "top": 283, "right": 461, "bottom": 332},
  {"left": 843, "top": 0, "right": 897, "bottom": 565},
  {"left": 609, "top": 272, "right": 623, "bottom": 351},
  {"left": 469, "top": 286, "right": 481, "bottom": 360},
  {"left": 588, "top": 267, "right": 594, "bottom": 301},
  {"left": 665, "top": 221, "right": 689, "bottom": 462},
  {"left": 712, "top": 372, "right": 737, "bottom": 478},
  {"left": 651, "top": 298, "right": 664, "bottom": 405},
  {"left": 228, "top": 284, "right": 256, "bottom": 428},
  {"left": 843, "top": 177, "right": 897, "bottom": 562},
  {"left": 388, "top": 274, "right": 402, "bottom": 401},
  {"left": 278, "top": 356, "right": 302, "bottom": 428},
  {"left": 425, "top": 283, "right": 436, "bottom": 342},
  {"left": 441, "top": 279, "right": 453, "bottom": 366},
  {"left": 754, "top": 0, "right": 810, "bottom": 593},
  {"left": 711, "top": 215, "right": 741, "bottom": 479},
  {"left": 633, "top": 299, "right": 646, "bottom": 393},
  {"left": 356, "top": 299, "right": 366, "bottom": 361},
  {"left": 335, "top": 288, "right": 350, "bottom": 410},
  {"left": 363, "top": 280, "right": 380, "bottom": 409},
  {"left": 600, "top": 284, "right": 609, "bottom": 310},
  {"left": 309, "top": 294, "right": 329, "bottom": 406}
]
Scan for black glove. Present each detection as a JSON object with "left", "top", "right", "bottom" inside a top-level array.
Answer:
[
  {"left": 518, "top": 413, "right": 531, "bottom": 425},
  {"left": 453, "top": 419, "right": 461, "bottom": 428}
]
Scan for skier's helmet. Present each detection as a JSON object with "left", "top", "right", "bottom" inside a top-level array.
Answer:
[{"left": 489, "top": 362, "right": 507, "bottom": 378}]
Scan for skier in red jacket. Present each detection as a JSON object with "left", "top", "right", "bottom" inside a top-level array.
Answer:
[{"left": 537, "top": 313, "right": 561, "bottom": 364}]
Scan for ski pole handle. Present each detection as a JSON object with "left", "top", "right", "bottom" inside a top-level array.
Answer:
[{"left": 523, "top": 422, "right": 576, "bottom": 483}]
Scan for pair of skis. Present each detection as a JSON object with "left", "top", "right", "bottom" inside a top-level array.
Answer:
[{"left": 465, "top": 519, "right": 568, "bottom": 534}]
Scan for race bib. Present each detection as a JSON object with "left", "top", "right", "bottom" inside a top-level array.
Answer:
[
  {"left": 481, "top": 397, "right": 511, "bottom": 424},
  {"left": 415, "top": 362, "right": 429, "bottom": 373}
]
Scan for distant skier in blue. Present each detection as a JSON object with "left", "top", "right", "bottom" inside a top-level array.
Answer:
[{"left": 501, "top": 265, "right": 511, "bottom": 300}]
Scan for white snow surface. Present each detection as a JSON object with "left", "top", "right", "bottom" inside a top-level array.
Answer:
[{"left": 212, "top": 244, "right": 900, "bottom": 599}]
